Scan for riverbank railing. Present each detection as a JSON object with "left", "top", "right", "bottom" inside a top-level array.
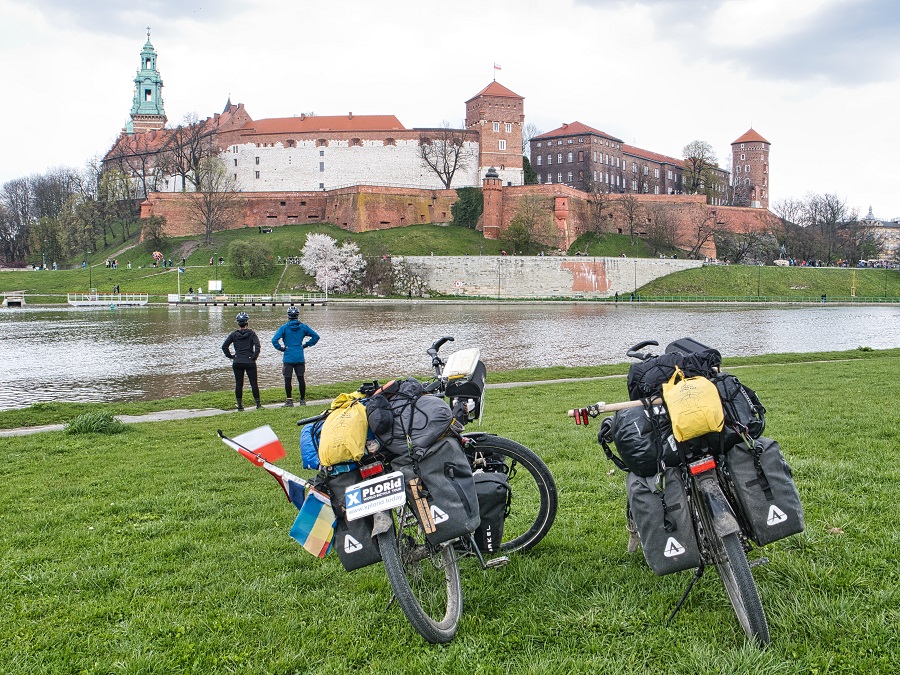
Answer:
[{"left": 168, "top": 293, "right": 326, "bottom": 306}]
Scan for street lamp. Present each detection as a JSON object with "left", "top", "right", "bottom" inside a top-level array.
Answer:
[
  {"left": 42, "top": 239, "right": 48, "bottom": 270},
  {"left": 85, "top": 250, "right": 93, "bottom": 291}
]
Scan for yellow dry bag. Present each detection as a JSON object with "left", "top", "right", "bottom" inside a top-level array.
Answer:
[
  {"left": 662, "top": 366, "right": 724, "bottom": 442},
  {"left": 318, "top": 392, "right": 368, "bottom": 467}
]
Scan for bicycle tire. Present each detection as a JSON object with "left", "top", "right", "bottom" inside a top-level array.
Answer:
[
  {"left": 376, "top": 509, "right": 462, "bottom": 644},
  {"left": 465, "top": 435, "right": 558, "bottom": 554},
  {"left": 715, "top": 531, "right": 770, "bottom": 645}
]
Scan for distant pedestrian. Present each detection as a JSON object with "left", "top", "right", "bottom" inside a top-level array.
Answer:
[
  {"left": 181, "top": 257, "right": 186, "bottom": 266},
  {"left": 222, "top": 312, "right": 262, "bottom": 411},
  {"left": 271, "top": 306, "right": 319, "bottom": 407},
  {"left": 615, "top": 291, "right": 619, "bottom": 302}
]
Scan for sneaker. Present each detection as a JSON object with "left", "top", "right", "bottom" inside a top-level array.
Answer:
[
  {"left": 255, "top": 401, "right": 263, "bottom": 409},
  {"left": 298, "top": 399, "right": 306, "bottom": 406},
  {"left": 283, "top": 398, "right": 294, "bottom": 407},
  {"left": 236, "top": 405, "right": 244, "bottom": 411}
]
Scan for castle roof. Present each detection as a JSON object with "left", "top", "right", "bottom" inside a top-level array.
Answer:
[
  {"left": 732, "top": 128, "right": 769, "bottom": 145},
  {"left": 534, "top": 121, "right": 622, "bottom": 143},
  {"left": 466, "top": 81, "right": 523, "bottom": 102},
  {"left": 622, "top": 143, "right": 682, "bottom": 166},
  {"left": 240, "top": 114, "right": 406, "bottom": 135}
]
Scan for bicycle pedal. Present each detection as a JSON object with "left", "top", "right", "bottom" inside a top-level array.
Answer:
[
  {"left": 485, "top": 556, "right": 510, "bottom": 569},
  {"left": 749, "top": 557, "right": 769, "bottom": 568}
]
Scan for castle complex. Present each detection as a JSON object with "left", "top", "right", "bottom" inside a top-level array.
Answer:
[{"left": 107, "top": 35, "right": 776, "bottom": 256}]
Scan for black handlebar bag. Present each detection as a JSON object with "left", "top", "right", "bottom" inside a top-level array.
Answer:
[
  {"left": 391, "top": 437, "right": 481, "bottom": 546},
  {"left": 325, "top": 468, "right": 383, "bottom": 572}
]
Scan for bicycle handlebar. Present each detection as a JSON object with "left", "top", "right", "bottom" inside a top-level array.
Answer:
[
  {"left": 296, "top": 412, "right": 328, "bottom": 426},
  {"left": 626, "top": 340, "right": 659, "bottom": 361},
  {"left": 426, "top": 335, "right": 454, "bottom": 357}
]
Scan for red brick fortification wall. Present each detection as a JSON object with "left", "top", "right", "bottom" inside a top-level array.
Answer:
[{"left": 328, "top": 186, "right": 458, "bottom": 233}]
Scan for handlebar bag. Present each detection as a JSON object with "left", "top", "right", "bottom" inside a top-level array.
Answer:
[
  {"left": 712, "top": 372, "right": 766, "bottom": 451},
  {"left": 626, "top": 468, "right": 701, "bottom": 575},
  {"left": 472, "top": 470, "right": 510, "bottom": 553},
  {"left": 662, "top": 367, "right": 725, "bottom": 442},
  {"left": 372, "top": 379, "right": 453, "bottom": 458},
  {"left": 627, "top": 352, "right": 683, "bottom": 400},
  {"left": 724, "top": 437, "right": 805, "bottom": 546},
  {"left": 324, "top": 468, "right": 383, "bottom": 572},
  {"left": 319, "top": 392, "right": 368, "bottom": 467},
  {"left": 391, "top": 437, "right": 481, "bottom": 546},
  {"left": 601, "top": 402, "right": 678, "bottom": 477}
]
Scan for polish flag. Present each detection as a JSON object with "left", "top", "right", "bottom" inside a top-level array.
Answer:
[
  {"left": 494, "top": 63, "right": 501, "bottom": 70},
  {"left": 224, "top": 425, "right": 286, "bottom": 465}
]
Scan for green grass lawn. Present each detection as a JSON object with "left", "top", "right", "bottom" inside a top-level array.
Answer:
[{"left": 2, "top": 351, "right": 898, "bottom": 672}]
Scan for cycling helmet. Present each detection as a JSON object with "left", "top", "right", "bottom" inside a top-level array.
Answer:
[
  {"left": 287, "top": 306, "right": 299, "bottom": 319},
  {"left": 236, "top": 312, "right": 249, "bottom": 326}
]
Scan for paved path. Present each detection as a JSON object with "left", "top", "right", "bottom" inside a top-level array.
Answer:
[{"left": 0, "top": 375, "right": 626, "bottom": 438}]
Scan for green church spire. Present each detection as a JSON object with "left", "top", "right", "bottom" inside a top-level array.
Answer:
[{"left": 130, "top": 27, "right": 167, "bottom": 133}]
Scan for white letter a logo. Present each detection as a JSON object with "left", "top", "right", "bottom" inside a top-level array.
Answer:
[
  {"left": 430, "top": 505, "right": 449, "bottom": 524},
  {"left": 344, "top": 535, "right": 362, "bottom": 553},
  {"left": 663, "top": 536, "right": 685, "bottom": 557},
  {"left": 767, "top": 505, "right": 787, "bottom": 525}
]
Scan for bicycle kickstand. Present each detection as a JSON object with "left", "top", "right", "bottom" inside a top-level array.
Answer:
[{"left": 467, "top": 533, "right": 510, "bottom": 570}]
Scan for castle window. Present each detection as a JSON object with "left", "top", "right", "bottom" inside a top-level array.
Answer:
[
  {"left": 745, "top": 165, "right": 750, "bottom": 172},
  {"left": 654, "top": 168, "right": 659, "bottom": 178},
  {"left": 546, "top": 174, "right": 552, "bottom": 184},
  {"left": 316, "top": 139, "right": 328, "bottom": 147},
  {"left": 320, "top": 162, "right": 325, "bottom": 172},
  {"left": 547, "top": 154, "right": 552, "bottom": 165},
  {"left": 736, "top": 166, "right": 741, "bottom": 173},
  {"left": 144, "top": 89, "right": 152, "bottom": 101},
  {"left": 493, "top": 122, "right": 500, "bottom": 132},
  {"left": 567, "top": 152, "right": 573, "bottom": 162},
  {"left": 568, "top": 172, "right": 573, "bottom": 182},
  {"left": 557, "top": 172, "right": 563, "bottom": 183},
  {"left": 255, "top": 157, "right": 260, "bottom": 165},
  {"left": 319, "top": 183, "right": 325, "bottom": 189},
  {"left": 505, "top": 123, "right": 512, "bottom": 133},
  {"left": 557, "top": 153, "right": 563, "bottom": 163},
  {"left": 537, "top": 175, "right": 543, "bottom": 184},
  {"left": 499, "top": 140, "right": 507, "bottom": 150},
  {"left": 286, "top": 139, "right": 296, "bottom": 148},
  {"left": 320, "top": 150, "right": 325, "bottom": 156},
  {"left": 537, "top": 156, "right": 542, "bottom": 166},
  {"left": 145, "top": 58, "right": 151, "bottom": 68},
  {"left": 632, "top": 180, "right": 638, "bottom": 191},
  {"left": 740, "top": 153, "right": 745, "bottom": 160},
  {"left": 234, "top": 159, "right": 238, "bottom": 166},
  {"left": 350, "top": 138, "right": 362, "bottom": 147},
  {"left": 537, "top": 142, "right": 542, "bottom": 147},
  {"left": 384, "top": 138, "right": 396, "bottom": 146},
  {"left": 578, "top": 138, "right": 584, "bottom": 143},
  {"left": 255, "top": 171, "right": 260, "bottom": 179},
  {"left": 654, "top": 186, "right": 659, "bottom": 194},
  {"left": 593, "top": 151, "right": 597, "bottom": 161}
]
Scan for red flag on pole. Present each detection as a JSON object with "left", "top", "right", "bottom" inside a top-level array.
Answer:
[
  {"left": 225, "top": 425, "right": 286, "bottom": 465},
  {"left": 494, "top": 63, "right": 501, "bottom": 70}
]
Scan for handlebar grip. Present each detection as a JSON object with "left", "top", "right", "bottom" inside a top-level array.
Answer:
[
  {"left": 428, "top": 336, "right": 454, "bottom": 355},
  {"left": 297, "top": 412, "right": 328, "bottom": 426}
]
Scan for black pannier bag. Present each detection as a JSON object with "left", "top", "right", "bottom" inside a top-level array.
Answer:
[
  {"left": 626, "top": 468, "right": 701, "bottom": 575},
  {"left": 725, "top": 437, "right": 804, "bottom": 546},
  {"left": 325, "top": 468, "right": 383, "bottom": 572},
  {"left": 391, "top": 437, "right": 481, "bottom": 546},
  {"left": 712, "top": 372, "right": 766, "bottom": 451},
  {"left": 368, "top": 379, "right": 454, "bottom": 457},
  {"left": 599, "top": 402, "right": 678, "bottom": 477},
  {"left": 664, "top": 337, "right": 722, "bottom": 379},
  {"left": 472, "top": 470, "right": 510, "bottom": 553},
  {"left": 445, "top": 360, "right": 487, "bottom": 420}
]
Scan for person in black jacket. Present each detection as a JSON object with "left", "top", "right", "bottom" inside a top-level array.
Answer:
[{"left": 221, "top": 312, "right": 262, "bottom": 411}]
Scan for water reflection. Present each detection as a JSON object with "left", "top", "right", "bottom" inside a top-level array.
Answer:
[{"left": 1, "top": 302, "right": 898, "bottom": 411}]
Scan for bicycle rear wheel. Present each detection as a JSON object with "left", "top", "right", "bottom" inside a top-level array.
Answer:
[
  {"left": 376, "top": 507, "right": 462, "bottom": 644},
  {"left": 465, "top": 434, "right": 558, "bottom": 554},
  {"left": 714, "top": 531, "right": 770, "bottom": 645}
]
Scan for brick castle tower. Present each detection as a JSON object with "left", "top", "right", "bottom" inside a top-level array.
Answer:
[
  {"left": 465, "top": 80, "right": 525, "bottom": 186},
  {"left": 731, "top": 129, "right": 770, "bottom": 209},
  {"left": 129, "top": 29, "right": 167, "bottom": 133}
]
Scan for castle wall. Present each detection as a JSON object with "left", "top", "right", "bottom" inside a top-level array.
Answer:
[{"left": 400, "top": 255, "right": 702, "bottom": 298}]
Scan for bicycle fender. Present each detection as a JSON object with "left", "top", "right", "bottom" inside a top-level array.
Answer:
[
  {"left": 461, "top": 432, "right": 497, "bottom": 443},
  {"left": 372, "top": 510, "right": 393, "bottom": 537},
  {"left": 697, "top": 478, "right": 740, "bottom": 536}
]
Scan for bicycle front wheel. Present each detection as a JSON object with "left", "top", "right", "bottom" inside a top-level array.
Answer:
[
  {"left": 376, "top": 508, "right": 462, "bottom": 644},
  {"left": 465, "top": 434, "right": 558, "bottom": 554},
  {"left": 715, "top": 531, "right": 770, "bottom": 645}
]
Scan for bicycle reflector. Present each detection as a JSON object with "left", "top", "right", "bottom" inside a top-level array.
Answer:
[
  {"left": 574, "top": 408, "right": 589, "bottom": 425},
  {"left": 360, "top": 461, "right": 385, "bottom": 479},
  {"left": 689, "top": 456, "right": 717, "bottom": 475}
]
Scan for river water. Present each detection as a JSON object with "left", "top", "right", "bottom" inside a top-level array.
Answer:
[{"left": 1, "top": 301, "right": 898, "bottom": 411}]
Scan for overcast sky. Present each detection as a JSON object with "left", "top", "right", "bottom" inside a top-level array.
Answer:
[{"left": 2, "top": 0, "right": 899, "bottom": 218}]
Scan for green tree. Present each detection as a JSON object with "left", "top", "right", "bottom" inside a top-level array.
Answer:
[
  {"left": 228, "top": 239, "right": 275, "bottom": 279},
  {"left": 504, "top": 196, "right": 551, "bottom": 254},
  {"left": 523, "top": 156, "right": 538, "bottom": 184},
  {"left": 451, "top": 187, "right": 483, "bottom": 229}
]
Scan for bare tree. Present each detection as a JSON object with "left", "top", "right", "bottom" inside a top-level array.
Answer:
[
  {"left": 419, "top": 122, "right": 477, "bottom": 188},
  {"left": 715, "top": 213, "right": 777, "bottom": 264},
  {"left": 504, "top": 195, "right": 552, "bottom": 253},
  {"left": 160, "top": 113, "right": 218, "bottom": 191},
  {"left": 187, "top": 158, "right": 243, "bottom": 245},
  {"left": 522, "top": 122, "right": 542, "bottom": 158},
  {"left": 618, "top": 194, "right": 645, "bottom": 246},
  {"left": 683, "top": 204, "right": 717, "bottom": 259},
  {"left": 585, "top": 179, "right": 613, "bottom": 234},
  {"left": 682, "top": 140, "right": 719, "bottom": 198},
  {"left": 645, "top": 204, "right": 679, "bottom": 255}
]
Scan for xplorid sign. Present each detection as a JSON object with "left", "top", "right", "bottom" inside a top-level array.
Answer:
[{"left": 345, "top": 471, "right": 406, "bottom": 521}]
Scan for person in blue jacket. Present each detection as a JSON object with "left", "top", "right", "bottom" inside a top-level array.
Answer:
[{"left": 271, "top": 305, "right": 319, "bottom": 406}]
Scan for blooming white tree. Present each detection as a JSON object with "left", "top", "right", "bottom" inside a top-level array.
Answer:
[{"left": 300, "top": 233, "right": 364, "bottom": 293}]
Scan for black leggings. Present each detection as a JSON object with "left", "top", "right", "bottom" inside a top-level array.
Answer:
[
  {"left": 232, "top": 362, "right": 260, "bottom": 400},
  {"left": 282, "top": 362, "right": 306, "bottom": 399}
]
